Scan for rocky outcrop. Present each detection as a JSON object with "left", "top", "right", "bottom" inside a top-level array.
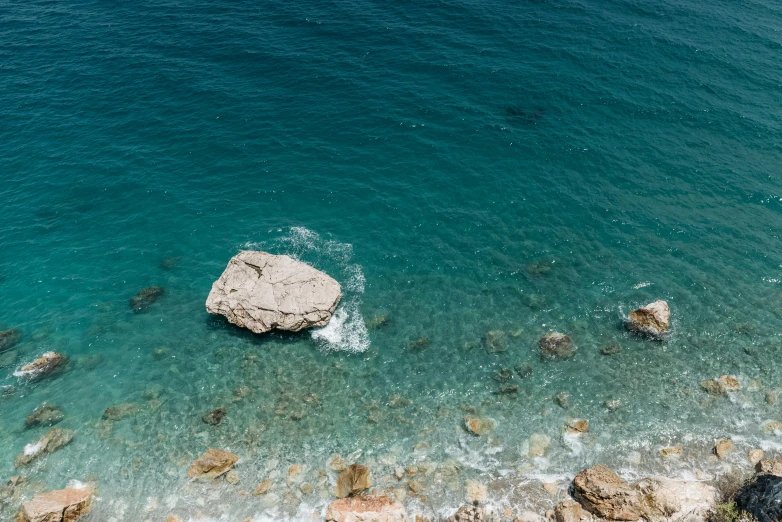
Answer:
[
  {"left": 14, "top": 352, "right": 66, "bottom": 381},
  {"left": 129, "top": 286, "right": 165, "bottom": 313},
  {"left": 325, "top": 495, "right": 406, "bottom": 522},
  {"left": 16, "top": 485, "right": 92, "bottom": 522},
  {"left": 464, "top": 415, "right": 497, "bottom": 436},
  {"left": 186, "top": 449, "right": 238, "bottom": 479},
  {"left": 713, "top": 439, "right": 733, "bottom": 459},
  {"left": 205, "top": 251, "right": 341, "bottom": 334},
  {"left": 336, "top": 463, "right": 371, "bottom": 498},
  {"left": 445, "top": 504, "right": 484, "bottom": 522},
  {"left": 756, "top": 458, "right": 782, "bottom": 477},
  {"left": 14, "top": 428, "right": 74, "bottom": 468},
  {"left": 734, "top": 474, "right": 782, "bottom": 522},
  {"left": 573, "top": 465, "right": 642, "bottom": 521},
  {"left": 539, "top": 333, "right": 575, "bottom": 360},
  {"left": 0, "top": 329, "right": 22, "bottom": 352},
  {"left": 554, "top": 501, "right": 583, "bottom": 522},
  {"left": 626, "top": 300, "right": 670, "bottom": 338},
  {"left": 635, "top": 477, "right": 717, "bottom": 522},
  {"left": 25, "top": 404, "right": 63, "bottom": 428}
]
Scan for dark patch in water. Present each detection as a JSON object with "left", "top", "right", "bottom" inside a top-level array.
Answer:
[{"left": 505, "top": 105, "right": 544, "bottom": 125}]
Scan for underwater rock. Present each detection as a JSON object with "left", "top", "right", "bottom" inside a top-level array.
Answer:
[
  {"left": 186, "top": 449, "right": 238, "bottom": 479},
  {"left": 525, "top": 260, "right": 553, "bottom": 277},
  {"left": 573, "top": 465, "right": 642, "bottom": 521},
  {"left": 554, "top": 501, "right": 582, "bottom": 522},
  {"left": 515, "top": 364, "right": 533, "bottom": 378},
  {"left": 0, "top": 329, "right": 21, "bottom": 352},
  {"left": 529, "top": 434, "right": 550, "bottom": 457},
  {"left": 159, "top": 257, "right": 179, "bottom": 270},
  {"left": 336, "top": 463, "right": 371, "bottom": 498},
  {"left": 554, "top": 392, "right": 570, "bottom": 409},
  {"left": 202, "top": 407, "right": 227, "bottom": 425},
  {"left": 328, "top": 454, "right": 347, "bottom": 472},
  {"left": 129, "top": 286, "right": 165, "bottom": 313},
  {"left": 700, "top": 379, "right": 726, "bottom": 396},
  {"left": 493, "top": 368, "right": 514, "bottom": 382},
  {"left": 14, "top": 352, "right": 66, "bottom": 381},
  {"left": 405, "top": 337, "right": 431, "bottom": 352},
  {"left": 566, "top": 419, "right": 589, "bottom": 434},
  {"left": 0, "top": 349, "right": 18, "bottom": 368},
  {"left": 539, "top": 333, "right": 575, "bottom": 360},
  {"left": 464, "top": 415, "right": 497, "bottom": 436},
  {"left": 634, "top": 477, "right": 717, "bottom": 522},
  {"left": 225, "top": 470, "right": 240, "bottom": 485},
  {"left": 387, "top": 394, "right": 411, "bottom": 409},
  {"left": 366, "top": 315, "right": 389, "bottom": 329},
  {"left": 14, "top": 428, "right": 74, "bottom": 467},
  {"left": 718, "top": 375, "right": 741, "bottom": 391},
  {"left": 766, "top": 391, "right": 779, "bottom": 405},
  {"left": 626, "top": 300, "right": 670, "bottom": 338},
  {"left": 102, "top": 403, "right": 140, "bottom": 421},
  {"left": 713, "top": 439, "right": 734, "bottom": 459},
  {"left": 600, "top": 342, "right": 622, "bottom": 356},
  {"left": 483, "top": 330, "right": 507, "bottom": 354},
  {"left": 205, "top": 251, "right": 341, "bottom": 334},
  {"left": 495, "top": 385, "right": 518, "bottom": 395},
  {"left": 16, "top": 485, "right": 92, "bottom": 522},
  {"left": 734, "top": 474, "right": 782, "bottom": 522},
  {"left": 326, "top": 495, "right": 406, "bottom": 522},
  {"left": 749, "top": 449, "right": 765, "bottom": 465},
  {"left": 25, "top": 404, "right": 64, "bottom": 428},
  {"left": 445, "top": 504, "right": 484, "bottom": 522},
  {"left": 659, "top": 446, "right": 682, "bottom": 458},
  {"left": 254, "top": 479, "right": 273, "bottom": 495},
  {"left": 756, "top": 458, "right": 782, "bottom": 477},
  {"left": 604, "top": 399, "right": 622, "bottom": 412}
]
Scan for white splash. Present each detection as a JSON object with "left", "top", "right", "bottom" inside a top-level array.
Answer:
[
  {"left": 311, "top": 301, "right": 369, "bottom": 353},
  {"left": 632, "top": 282, "right": 653, "bottom": 289},
  {"left": 23, "top": 441, "right": 43, "bottom": 456}
]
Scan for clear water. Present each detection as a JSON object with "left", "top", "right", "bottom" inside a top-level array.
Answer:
[{"left": 1, "top": 0, "right": 782, "bottom": 519}]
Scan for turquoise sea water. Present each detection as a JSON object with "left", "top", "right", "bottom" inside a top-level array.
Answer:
[{"left": 2, "top": 0, "right": 782, "bottom": 519}]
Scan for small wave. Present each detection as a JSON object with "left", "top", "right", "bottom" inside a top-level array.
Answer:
[
  {"left": 311, "top": 300, "right": 369, "bottom": 353},
  {"left": 632, "top": 282, "right": 653, "bottom": 289}
]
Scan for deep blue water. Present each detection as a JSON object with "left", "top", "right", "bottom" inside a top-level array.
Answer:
[{"left": 1, "top": 0, "right": 782, "bottom": 519}]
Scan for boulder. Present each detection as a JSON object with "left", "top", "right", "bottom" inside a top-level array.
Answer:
[
  {"left": 566, "top": 419, "right": 589, "bottom": 434},
  {"left": 25, "top": 404, "right": 64, "bottom": 428},
  {"left": 539, "top": 333, "right": 575, "bottom": 360},
  {"left": 626, "top": 300, "right": 670, "bottom": 338},
  {"left": 749, "top": 449, "right": 765, "bottom": 465},
  {"left": 16, "top": 485, "right": 92, "bottom": 522},
  {"left": 129, "top": 286, "right": 165, "bottom": 313},
  {"left": 718, "top": 375, "right": 740, "bottom": 391},
  {"left": 186, "top": 449, "right": 238, "bottom": 479},
  {"left": 464, "top": 415, "right": 497, "bottom": 436},
  {"left": 445, "top": 504, "right": 484, "bottom": 522},
  {"left": 484, "top": 331, "right": 507, "bottom": 354},
  {"left": 529, "top": 434, "right": 551, "bottom": 457},
  {"left": 734, "top": 474, "right": 782, "bottom": 522},
  {"left": 713, "top": 439, "right": 733, "bottom": 459},
  {"left": 573, "top": 465, "right": 642, "bottom": 521},
  {"left": 554, "top": 501, "right": 583, "bottom": 522},
  {"left": 202, "top": 407, "right": 227, "bottom": 426},
  {"left": 0, "top": 329, "right": 22, "bottom": 352},
  {"left": 326, "top": 495, "right": 406, "bottom": 522},
  {"left": 205, "top": 251, "right": 341, "bottom": 334},
  {"left": 14, "top": 352, "right": 66, "bottom": 381},
  {"left": 14, "top": 428, "right": 74, "bottom": 467},
  {"left": 634, "top": 477, "right": 717, "bottom": 522},
  {"left": 659, "top": 446, "right": 682, "bottom": 458},
  {"left": 756, "top": 458, "right": 782, "bottom": 477},
  {"left": 336, "top": 463, "right": 371, "bottom": 498}
]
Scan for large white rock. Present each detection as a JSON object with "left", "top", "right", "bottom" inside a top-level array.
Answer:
[
  {"left": 634, "top": 477, "right": 717, "bottom": 522},
  {"left": 206, "top": 251, "right": 341, "bottom": 334}
]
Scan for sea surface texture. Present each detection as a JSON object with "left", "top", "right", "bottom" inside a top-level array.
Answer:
[{"left": 1, "top": 0, "right": 782, "bottom": 519}]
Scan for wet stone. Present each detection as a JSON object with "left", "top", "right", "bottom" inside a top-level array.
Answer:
[
  {"left": 336, "top": 463, "right": 371, "bottom": 498},
  {"left": 202, "top": 407, "right": 227, "bottom": 425},
  {"left": 254, "top": 479, "right": 272, "bottom": 495},
  {"left": 539, "top": 333, "right": 575, "bottom": 360},
  {"left": 464, "top": 415, "right": 497, "bottom": 436},
  {"left": 129, "top": 286, "right": 165, "bottom": 313},
  {"left": 14, "top": 428, "right": 74, "bottom": 467},
  {"left": 25, "top": 404, "right": 64, "bottom": 429}
]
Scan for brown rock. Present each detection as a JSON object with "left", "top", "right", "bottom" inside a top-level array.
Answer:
[
  {"left": 325, "top": 495, "right": 406, "bottom": 522},
  {"left": 14, "top": 352, "right": 66, "bottom": 381},
  {"left": 25, "top": 404, "right": 64, "bottom": 428},
  {"left": 749, "top": 449, "right": 764, "bottom": 465},
  {"left": 202, "top": 407, "right": 227, "bottom": 426},
  {"left": 626, "top": 300, "right": 670, "bottom": 338},
  {"left": 336, "top": 463, "right": 371, "bottom": 498},
  {"left": 446, "top": 504, "right": 484, "bottom": 522},
  {"left": 14, "top": 428, "right": 74, "bottom": 468},
  {"left": 566, "top": 419, "right": 589, "bottom": 434},
  {"left": 554, "top": 501, "right": 582, "bottom": 522},
  {"left": 718, "top": 375, "right": 740, "bottom": 391},
  {"left": 756, "top": 458, "right": 782, "bottom": 477},
  {"left": 129, "top": 286, "right": 165, "bottom": 313},
  {"left": 17, "top": 486, "right": 92, "bottom": 522},
  {"left": 186, "top": 449, "right": 238, "bottom": 479},
  {"left": 539, "top": 333, "right": 575, "bottom": 360},
  {"left": 659, "top": 446, "right": 682, "bottom": 458},
  {"left": 713, "top": 439, "right": 734, "bottom": 459},
  {"left": 0, "top": 329, "right": 22, "bottom": 352},
  {"left": 766, "top": 391, "right": 779, "bottom": 405},
  {"left": 634, "top": 478, "right": 717, "bottom": 522},
  {"left": 700, "top": 379, "right": 725, "bottom": 396},
  {"left": 573, "top": 465, "right": 642, "bottom": 521},
  {"left": 254, "top": 479, "right": 272, "bottom": 495},
  {"left": 464, "top": 415, "right": 497, "bottom": 436}
]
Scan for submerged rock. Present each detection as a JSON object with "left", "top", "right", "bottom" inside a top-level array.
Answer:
[
  {"left": 635, "top": 477, "right": 717, "bottom": 522},
  {"left": 336, "top": 463, "right": 371, "bottom": 498},
  {"left": 205, "top": 251, "right": 341, "bottom": 334},
  {"left": 573, "top": 465, "right": 642, "bottom": 521},
  {"left": 102, "top": 403, "right": 140, "bottom": 421},
  {"left": 566, "top": 419, "right": 589, "bottom": 434},
  {"left": 25, "top": 404, "right": 64, "bottom": 428},
  {"left": 539, "top": 333, "right": 575, "bottom": 360},
  {"left": 187, "top": 449, "right": 238, "bottom": 479},
  {"left": 14, "top": 352, "right": 66, "bottom": 381},
  {"left": 734, "top": 474, "right": 782, "bottom": 522},
  {"left": 0, "top": 329, "right": 21, "bottom": 352},
  {"left": 405, "top": 337, "right": 431, "bottom": 352},
  {"left": 445, "top": 504, "right": 484, "bottom": 522},
  {"left": 326, "top": 495, "right": 406, "bottom": 522},
  {"left": 464, "top": 415, "right": 497, "bottom": 436},
  {"left": 17, "top": 485, "right": 92, "bottom": 522},
  {"left": 14, "top": 428, "right": 74, "bottom": 467},
  {"left": 202, "top": 407, "right": 227, "bottom": 426},
  {"left": 0, "top": 349, "right": 18, "bottom": 368},
  {"left": 129, "top": 286, "right": 165, "bottom": 313},
  {"left": 515, "top": 364, "right": 533, "bottom": 378},
  {"left": 528, "top": 434, "right": 551, "bottom": 457},
  {"left": 483, "top": 330, "right": 507, "bottom": 354},
  {"left": 659, "top": 446, "right": 682, "bottom": 458},
  {"left": 366, "top": 315, "right": 389, "bottom": 329},
  {"left": 600, "top": 342, "right": 622, "bottom": 356},
  {"left": 626, "top": 300, "right": 670, "bottom": 338}
]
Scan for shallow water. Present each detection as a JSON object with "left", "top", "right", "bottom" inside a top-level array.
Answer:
[{"left": 1, "top": 0, "right": 782, "bottom": 518}]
